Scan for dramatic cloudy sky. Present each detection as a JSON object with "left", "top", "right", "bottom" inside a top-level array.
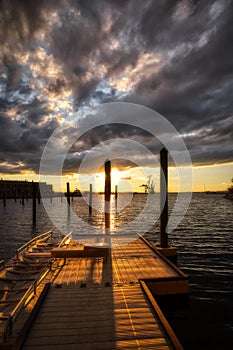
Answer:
[{"left": 0, "top": 0, "right": 232, "bottom": 189}]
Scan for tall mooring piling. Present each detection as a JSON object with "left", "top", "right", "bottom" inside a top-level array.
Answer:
[
  {"left": 67, "top": 182, "right": 70, "bottom": 217},
  {"left": 105, "top": 159, "right": 111, "bottom": 229},
  {"left": 89, "top": 184, "right": 93, "bottom": 216},
  {"left": 32, "top": 182, "right": 36, "bottom": 226},
  {"left": 160, "top": 148, "right": 168, "bottom": 248}
]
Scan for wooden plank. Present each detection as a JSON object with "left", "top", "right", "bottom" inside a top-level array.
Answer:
[
  {"left": 140, "top": 281, "right": 184, "bottom": 350},
  {"left": 22, "top": 253, "right": 51, "bottom": 258},
  {"left": 49, "top": 238, "right": 186, "bottom": 288},
  {"left": 51, "top": 247, "right": 108, "bottom": 259},
  {"left": 146, "top": 279, "right": 189, "bottom": 296},
  {"left": 21, "top": 284, "right": 174, "bottom": 350}
]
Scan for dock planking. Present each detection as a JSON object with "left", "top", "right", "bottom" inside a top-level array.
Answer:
[
  {"left": 19, "top": 235, "right": 187, "bottom": 349},
  {"left": 22, "top": 285, "right": 175, "bottom": 350}
]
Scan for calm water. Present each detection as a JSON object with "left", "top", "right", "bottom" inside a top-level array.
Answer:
[{"left": 0, "top": 193, "right": 232, "bottom": 349}]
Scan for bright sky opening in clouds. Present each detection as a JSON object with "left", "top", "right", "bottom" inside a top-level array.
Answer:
[
  {"left": 0, "top": 0, "right": 232, "bottom": 192},
  {"left": 2, "top": 163, "right": 233, "bottom": 193}
]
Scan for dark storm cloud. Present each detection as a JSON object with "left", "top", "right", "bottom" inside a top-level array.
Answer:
[
  {"left": 46, "top": 0, "right": 144, "bottom": 104},
  {"left": 0, "top": 0, "right": 232, "bottom": 174},
  {"left": 61, "top": 118, "right": 165, "bottom": 174},
  {"left": 0, "top": 112, "right": 20, "bottom": 152},
  {"left": 0, "top": 0, "right": 58, "bottom": 58},
  {"left": 47, "top": 79, "right": 67, "bottom": 96},
  {"left": 0, "top": 105, "right": 60, "bottom": 173},
  {"left": 132, "top": 0, "right": 233, "bottom": 121},
  {"left": 174, "top": 114, "right": 233, "bottom": 165},
  {"left": 69, "top": 124, "right": 156, "bottom": 152}
]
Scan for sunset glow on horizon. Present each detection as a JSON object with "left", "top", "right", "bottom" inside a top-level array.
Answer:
[{"left": 1, "top": 161, "right": 232, "bottom": 193}]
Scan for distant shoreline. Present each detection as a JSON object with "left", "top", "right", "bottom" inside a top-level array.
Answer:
[
  {"left": 224, "top": 192, "right": 233, "bottom": 201},
  {"left": 54, "top": 191, "right": 227, "bottom": 195}
]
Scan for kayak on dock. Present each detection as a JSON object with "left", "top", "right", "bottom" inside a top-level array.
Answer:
[{"left": 0, "top": 230, "right": 73, "bottom": 346}]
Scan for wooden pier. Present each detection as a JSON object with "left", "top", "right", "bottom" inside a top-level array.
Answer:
[{"left": 13, "top": 234, "right": 189, "bottom": 350}]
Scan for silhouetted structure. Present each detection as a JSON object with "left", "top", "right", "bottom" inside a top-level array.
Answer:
[{"left": 0, "top": 180, "right": 53, "bottom": 199}]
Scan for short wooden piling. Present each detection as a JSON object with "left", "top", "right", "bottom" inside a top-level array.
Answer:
[
  {"left": 115, "top": 185, "right": 118, "bottom": 206},
  {"left": 22, "top": 192, "right": 25, "bottom": 206},
  {"left": 32, "top": 182, "right": 36, "bottom": 226},
  {"left": 89, "top": 184, "right": 93, "bottom": 215},
  {"left": 160, "top": 148, "right": 168, "bottom": 248},
  {"left": 38, "top": 193, "right": 41, "bottom": 204},
  {"left": 3, "top": 192, "right": 6, "bottom": 207}
]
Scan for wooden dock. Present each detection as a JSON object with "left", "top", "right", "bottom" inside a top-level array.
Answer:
[
  {"left": 1, "top": 155, "right": 189, "bottom": 349},
  {"left": 17, "top": 235, "right": 188, "bottom": 350}
]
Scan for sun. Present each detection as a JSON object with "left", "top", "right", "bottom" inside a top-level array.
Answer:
[
  {"left": 92, "top": 168, "right": 129, "bottom": 192},
  {"left": 111, "top": 168, "right": 122, "bottom": 186}
]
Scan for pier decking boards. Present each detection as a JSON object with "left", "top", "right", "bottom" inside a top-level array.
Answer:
[
  {"left": 19, "top": 235, "right": 188, "bottom": 350},
  {"left": 22, "top": 284, "right": 174, "bottom": 350}
]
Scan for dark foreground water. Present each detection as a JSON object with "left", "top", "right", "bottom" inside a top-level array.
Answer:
[{"left": 0, "top": 193, "right": 232, "bottom": 349}]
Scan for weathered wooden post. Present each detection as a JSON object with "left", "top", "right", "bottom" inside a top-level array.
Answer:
[
  {"left": 22, "top": 192, "right": 25, "bottom": 206},
  {"left": 3, "top": 192, "right": 6, "bottom": 207},
  {"left": 160, "top": 148, "right": 168, "bottom": 248},
  {"left": 105, "top": 160, "right": 111, "bottom": 202},
  {"left": 32, "top": 182, "right": 36, "bottom": 226},
  {"left": 115, "top": 185, "right": 118, "bottom": 207},
  {"left": 38, "top": 192, "right": 41, "bottom": 204},
  {"left": 67, "top": 182, "right": 70, "bottom": 217},
  {"left": 105, "top": 160, "right": 111, "bottom": 229},
  {"left": 89, "top": 184, "right": 93, "bottom": 215}
]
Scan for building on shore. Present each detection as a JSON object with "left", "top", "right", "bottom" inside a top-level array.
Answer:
[{"left": 0, "top": 180, "right": 53, "bottom": 198}]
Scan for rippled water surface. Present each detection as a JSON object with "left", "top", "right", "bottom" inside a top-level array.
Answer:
[{"left": 0, "top": 193, "right": 232, "bottom": 349}]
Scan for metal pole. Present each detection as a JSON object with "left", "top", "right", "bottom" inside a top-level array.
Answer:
[
  {"left": 160, "top": 148, "right": 168, "bottom": 248},
  {"left": 89, "top": 184, "right": 92, "bottom": 215}
]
